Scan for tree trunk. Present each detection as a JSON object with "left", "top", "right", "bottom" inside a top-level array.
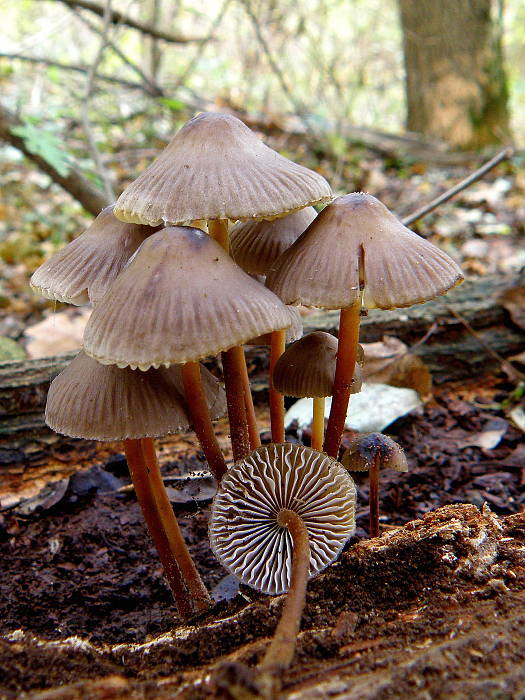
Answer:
[{"left": 398, "top": 0, "right": 511, "bottom": 150}]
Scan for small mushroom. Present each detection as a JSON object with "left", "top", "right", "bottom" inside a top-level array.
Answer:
[
  {"left": 341, "top": 432, "right": 408, "bottom": 538},
  {"left": 46, "top": 352, "right": 223, "bottom": 616},
  {"left": 210, "top": 442, "right": 356, "bottom": 693},
  {"left": 273, "top": 332, "right": 362, "bottom": 450}
]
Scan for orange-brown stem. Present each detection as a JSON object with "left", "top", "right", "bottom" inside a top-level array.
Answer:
[
  {"left": 181, "top": 361, "right": 227, "bottom": 482},
  {"left": 324, "top": 303, "right": 361, "bottom": 458},
  {"left": 369, "top": 454, "right": 380, "bottom": 538},
  {"left": 241, "top": 352, "right": 261, "bottom": 450},
  {"left": 269, "top": 329, "right": 286, "bottom": 443},
  {"left": 141, "top": 438, "right": 211, "bottom": 611},
  {"left": 208, "top": 218, "right": 256, "bottom": 459},
  {"left": 311, "top": 397, "right": 325, "bottom": 451},
  {"left": 222, "top": 346, "right": 251, "bottom": 461},
  {"left": 124, "top": 439, "right": 192, "bottom": 618},
  {"left": 258, "top": 509, "right": 310, "bottom": 693}
]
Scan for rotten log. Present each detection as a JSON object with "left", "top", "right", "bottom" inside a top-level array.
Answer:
[{"left": 1, "top": 275, "right": 523, "bottom": 442}]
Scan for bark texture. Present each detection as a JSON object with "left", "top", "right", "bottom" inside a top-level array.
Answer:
[{"left": 399, "top": 0, "right": 511, "bottom": 149}]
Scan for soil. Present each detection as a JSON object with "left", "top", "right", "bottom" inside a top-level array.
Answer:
[{"left": 0, "top": 379, "right": 524, "bottom": 699}]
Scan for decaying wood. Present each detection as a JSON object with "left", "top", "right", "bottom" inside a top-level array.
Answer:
[{"left": 0, "top": 275, "right": 524, "bottom": 442}]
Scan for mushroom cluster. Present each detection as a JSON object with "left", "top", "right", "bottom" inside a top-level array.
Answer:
[{"left": 33, "top": 111, "right": 463, "bottom": 668}]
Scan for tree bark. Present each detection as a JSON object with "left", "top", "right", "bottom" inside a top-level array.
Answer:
[
  {"left": 398, "top": 0, "right": 511, "bottom": 149},
  {"left": 0, "top": 104, "right": 109, "bottom": 216}
]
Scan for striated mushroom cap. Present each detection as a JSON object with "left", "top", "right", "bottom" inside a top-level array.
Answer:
[
  {"left": 273, "top": 331, "right": 362, "bottom": 398},
  {"left": 246, "top": 305, "right": 303, "bottom": 346},
  {"left": 30, "top": 205, "right": 156, "bottom": 305},
  {"left": 83, "top": 227, "right": 291, "bottom": 370},
  {"left": 341, "top": 432, "right": 408, "bottom": 472},
  {"left": 230, "top": 207, "right": 317, "bottom": 275},
  {"left": 114, "top": 112, "right": 332, "bottom": 226},
  {"left": 266, "top": 192, "right": 464, "bottom": 310},
  {"left": 209, "top": 442, "right": 356, "bottom": 595},
  {"left": 45, "top": 351, "right": 226, "bottom": 441}
]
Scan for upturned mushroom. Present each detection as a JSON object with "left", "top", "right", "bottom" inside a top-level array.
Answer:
[
  {"left": 30, "top": 204, "right": 157, "bottom": 306},
  {"left": 83, "top": 226, "right": 291, "bottom": 468},
  {"left": 341, "top": 432, "right": 408, "bottom": 538},
  {"left": 46, "top": 351, "right": 226, "bottom": 616},
  {"left": 272, "top": 331, "right": 363, "bottom": 450},
  {"left": 113, "top": 112, "right": 332, "bottom": 459},
  {"left": 210, "top": 442, "right": 356, "bottom": 694},
  {"left": 267, "top": 192, "right": 463, "bottom": 458}
]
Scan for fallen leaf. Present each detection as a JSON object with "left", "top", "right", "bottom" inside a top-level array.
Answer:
[
  {"left": 211, "top": 574, "right": 240, "bottom": 602},
  {"left": 460, "top": 418, "right": 508, "bottom": 449},
  {"left": 509, "top": 404, "right": 525, "bottom": 432},
  {"left": 362, "top": 336, "right": 432, "bottom": 399},
  {"left": 284, "top": 383, "right": 422, "bottom": 434},
  {"left": 24, "top": 308, "right": 91, "bottom": 358},
  {"left": 0, "top": 336, "right": 26, "bottom": 362},
  {"left": 498, "top": 285, "right": 525, "bottom": 331},
  {"left": 165, "top": 472, "right": 217, "bottom": 504}
]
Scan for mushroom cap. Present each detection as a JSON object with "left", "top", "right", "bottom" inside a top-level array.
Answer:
[
  {"left": 246, "top": 305, "right": 303, "bottom": 346},
  {"left": 83, "top": 227, "right": 291, "bottom": 369},
  {"left": 114, "top": 112, "right": 332, "bottom": 226},
  {"left": 45, "top": 351, "right": 226, "bottom": 441},
  {"left": 266, "top": 192, "right": 464, "bottom": 310},
  {"left": 341, "top": 432, "right": 408, "bottom": 472},
  {"left": 230, "top": 207, "right": 317, "bottom": 275},
  {"left": 30, "top": 205, "right": 155, "bottom": 305},
  {"left": 273, "top": 331, "right": 362, "bottom": 398},
  {"left": 209, "top": 442, "right": 356, "bottom": 595}
]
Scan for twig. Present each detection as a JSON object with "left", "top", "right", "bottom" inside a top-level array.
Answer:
[
  {"left": 0, "top": 52, "right": 154, "bottom": 93},
  {"left": 35, "top": 0, "right": 205, "bottom": 44},
  {"left": 443, "top": 301, "right": 525, "bottom": 383},
  {"left": 401, "top": 148, "right": 514, "bottom": 227},
  {"left": 73, "top": 10, "right": 165, "bottom": 97},
  {"left": 80, "top": 0, "right": 115, "bottom": 202}
]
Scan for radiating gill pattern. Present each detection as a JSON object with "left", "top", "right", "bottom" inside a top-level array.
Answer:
[{"left": 209, "top": 443, "right": 356, "bottom": 595}]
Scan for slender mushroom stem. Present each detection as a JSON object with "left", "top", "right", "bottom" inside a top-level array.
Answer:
[
  {"left": 209, "top": 218, "right": 255, "bottom": 460},
  {"left": 311, "top": 397, "right": 325, "bottom": 451},
  {"left": 369, "top": 453, "right": 380, "bottom": 538},
  {"left": 269, "top": 328, "right": 286, "bottom": 443},
  {"left": 141, "top": 438, "right": 212, "bottom": 611},
  {"left": 258, "top": 509, "right": 310, "bottom": 695},
  {"left": 124, "top": 439, "right": 192, "bottom": 617},
  {"left": 181, "top": 361, "right": 228, "bottom": 482},
  {"left": 240, "top": 353, "right": 261, "bottom": 450},
  {"left": 222, "top": 346, "right": 251, "bottom": 461},
  {"left": 324, "top": 302, "right": 361, "bottom": 458}
]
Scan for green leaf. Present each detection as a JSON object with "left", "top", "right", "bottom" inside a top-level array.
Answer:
[
  {"left": 158, "top": 97, "right": 186, "bottom": 112},
  {"left": 11, "top": 119, "right": 71, "bottom": 177}
]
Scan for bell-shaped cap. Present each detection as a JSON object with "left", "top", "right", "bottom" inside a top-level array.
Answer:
[
  {"left": 30, "top": 205, "right": 155, "bottom": 305},
  {"left": 341, "top": 432, "right": 408, "bottom": 472},
  {"left": 273, "top": 331, "right": 362, "bottom": 398},
  {"left": 246, "top": 305, "right": 303, "bottom": 346},
  {"left": 83, "top": 227, "right": 291, "bottom": 370},
  {"left": 45, "top": 351, "right": 226, "bottom": 441},
  {"left": 114, "top": 112, "right": 332, "bottom": 226},
  {"left": 266, "top": 193, "right": 464, "bottom": 310},
  {"left": 209, "top": 442, "right": 356, "bottom": 595},
  {"left": 230, "top": 207, "right": 317, "bottom": 275}
]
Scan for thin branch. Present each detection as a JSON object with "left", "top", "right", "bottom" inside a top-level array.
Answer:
[
  {"left": 35, "top": 0, "right": 205, "bottom": 44},
  {"left": 0, "top": 103, "right": 109, "bottom": 215},
  {"left": 0, "top": 52, "right": 151, "bottom": 92},
  {"left": 401, "top": 148, "right": 514, "bottom": 227},
  {"left": 81, "top": 0, "right": 115, "bottom": 202},
  {"left": 73, "top": 10, "right": 165, "bottom": 97}
]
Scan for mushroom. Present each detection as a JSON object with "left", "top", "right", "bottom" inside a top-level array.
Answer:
[
  {"left": 267, "top": 192, "right": 463, "bottom": 458},
  {"left": 113, "top": 112, "right": 332, "bottom": 461},
  {"left": 341, "top": 432, "right": 408, "bottom": 538},
  {"left": 83, "top": 226, "right": 291, "bottom": 468},
  {"left": 273, "top": 332, "right": 363, "bottom": 450},
  {"left": 30, "top": 205, "right": 157, "bottom": 306},
  {"left": 46, "top": 351, "right": 225, "bottom": 616}
]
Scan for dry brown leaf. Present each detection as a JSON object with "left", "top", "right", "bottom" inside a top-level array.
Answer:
[
  {"left": 24, "top": 308, "right": 91, "bottom": 359},
  {"left": 498, "top": 284, "right": 525, "bottom": 331},
  {"left": 362, "top": 335, "right": 432, "bottom": 399}
]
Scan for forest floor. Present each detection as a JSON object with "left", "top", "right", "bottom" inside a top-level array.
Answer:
[{"left": 1, "top": 375, "right": 525, "bottom": 698}]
